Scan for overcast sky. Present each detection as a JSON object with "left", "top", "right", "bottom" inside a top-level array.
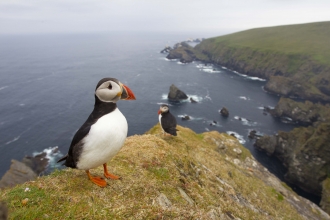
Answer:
[{"left": 1, "top": 0, "right": 330, "bottom": 36}]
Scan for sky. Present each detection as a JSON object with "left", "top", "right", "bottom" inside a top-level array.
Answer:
[{"left": 1, "top": 0, "right": 330, "bottom": 36}]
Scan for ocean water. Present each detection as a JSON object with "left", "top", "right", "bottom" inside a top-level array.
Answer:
[{"left": 0, "top": 32, "right": 296, "bottom": 183}]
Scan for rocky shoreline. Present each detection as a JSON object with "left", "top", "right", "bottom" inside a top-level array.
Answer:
[
  {"left": 161, "top": 41, "right": 330, "bottom": 214},
  {"left": 0, "top": 147, "right": 59, "bottom": 189}
]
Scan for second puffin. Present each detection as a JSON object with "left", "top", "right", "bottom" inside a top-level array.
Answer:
[{"left": 158, "top": 104, "right": 178, "bottom": 136}]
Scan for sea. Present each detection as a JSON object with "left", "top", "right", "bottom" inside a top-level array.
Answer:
[{"left": 0, "top": 32, "right": 319, "bottom": 203}]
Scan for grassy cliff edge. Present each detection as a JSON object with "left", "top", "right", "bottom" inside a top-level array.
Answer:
[
  {"left": 193, "top": 21, "right": 330, "bottom": 102},
  {"left": 0, "top": 124, "right": 328, "bottom": 219}
]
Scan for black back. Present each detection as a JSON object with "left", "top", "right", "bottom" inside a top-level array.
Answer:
[
  {"left": 161, "top": 111, "right": 177, "bottom": 136},
  {"left": 58, "top": 96, "right": 117, "bottom": 168}
]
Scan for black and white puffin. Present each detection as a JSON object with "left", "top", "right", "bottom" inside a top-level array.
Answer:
[
  {"left": 57, "top": 78, "right": 136, "bottom": 187},
  {"left": 158, "top": 104, "right": 178, "bottom": 136}
]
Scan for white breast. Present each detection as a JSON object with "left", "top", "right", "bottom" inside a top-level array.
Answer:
[
  {"left": 159, "top": 114, "right": 164, "bottom": 132},
  {"left": 76, "top": 108, "right": 128, "bottom": 170}
]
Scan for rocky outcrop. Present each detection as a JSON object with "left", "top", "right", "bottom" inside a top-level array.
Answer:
[
  {"left": 190, "top": 97, "right": 197, "bottom": 103},
  {"left": 0, "top": 148, "right": 56, "bottom": 189},
  {"left": 248, "top": 130, "right": 262, "bottom": 140},
  {"left": 0, "top": 160, "right": 37, "bottom": 189},
  {"left": 160, "top": 46, "right": 172, "bottom": 54},
  {"left": 254, "top": 123, "right": 330, "bottom": 198},
  {"left": 264, "top": 76, "right": 330, "bottom": 102},
  {"left": 181, "top": 115, "right": 190, "bottom": 120},
  {"left": 168, "top": 84, "right": 188, "bottom": 101},
  {"left": 166, "top": 42, "right": 196, "bottom": 63},
  {"left": 219, "top": 107, "right": 229, "bottom": 117},
  {"left": 267, "top": 97, "right": 330, "bottom": 126}
]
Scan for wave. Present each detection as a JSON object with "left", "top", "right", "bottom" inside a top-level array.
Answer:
[
  {"left": 161, "top": 94, "right": 204, "bottom": 103},
  {"left": 163, "top": 57, "right": 178, "bottom": 62},
  {"left": 33, "top": 146, "right": 63, "bottom": 170},
  {"left": 234, "top": 116, "right": 257, "bottom": 126},
  {"left": 206, "top": 120, "right": 222, "bottom": 127},
  {"left": 0, "top": 86, "right": 8, "bottom": 91},
  {"left": 232, "top": 71, "right": 266, "bottom": 81},
  {"left": 177, "top": 114, "right": 203, "bottom": 121},
  {"left": 5, "top": 136, "right": 21, "bottom": 145},
  {"left": 201, "top": 68, "right": 221, "bottom": 73},
  {"left": 226, "top": 131, "right": 246, "bottom": 144},
  {"left": 196, "top": 64, "right": 221, "bottom": 74},
  {"left": 239, "top": 96, "right": 250, "bottom": 101}
]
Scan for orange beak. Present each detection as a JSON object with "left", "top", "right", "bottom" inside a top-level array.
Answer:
[
  {"left": 158, "top": 110, "right": 161, "bottom": 115},
  {"left": 121, "top": 84, "right": 136, "bottom": 100}
]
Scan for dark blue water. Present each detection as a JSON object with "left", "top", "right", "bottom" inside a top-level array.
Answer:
[{"left": 0, "top": 32, "right": 296, "bottom": 180}]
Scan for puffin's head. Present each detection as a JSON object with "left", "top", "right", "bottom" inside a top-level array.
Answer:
[
  {"left": 95, "top": 78, "right": 136, "bottom": 103},
  {"left": 158, "top": 104, "right": 169, "bottom": 115}
]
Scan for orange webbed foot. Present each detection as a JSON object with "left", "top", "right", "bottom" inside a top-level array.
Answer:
[
  {"left": 86, "top": 170, "right": 107, "bottom": 187},
  {"left": 103, "top": 163, "right": 121, "bottom": 180}
]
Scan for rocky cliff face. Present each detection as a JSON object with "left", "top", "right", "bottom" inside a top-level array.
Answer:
[
  {"left": 194, "top": 41, "right": 330, "bottom": 102},
  {"left": 0, "top": 125, "right": 328, "bottom": 219},
  {"left": 254, "top": 123, "right": 330, "bottom": 198},
  {"left": 267, "top": 97, "right": 330, "bottom": 126}
]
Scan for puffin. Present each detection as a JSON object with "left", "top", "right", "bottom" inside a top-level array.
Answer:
[
  {"left": 57, "top": 78, "right": 136, "bottom": 187},
  {"left": 158, "top": 104, "right": 178, "bottom": 136}
]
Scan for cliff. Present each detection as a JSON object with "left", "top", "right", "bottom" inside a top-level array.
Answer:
[
  {"left": 168, "top": 21, "right": 330, "bottom": 102},
  {"left": 268, "top": 97, "right": 330, "bottom": 126},
  {"left": 255, "top": 98, "right": 330, "bottom": 212},
  {"left": 0, "top": 124, "right": 328, "bottom": 219}
]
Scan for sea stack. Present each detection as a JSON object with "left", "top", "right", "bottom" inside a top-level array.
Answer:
[{"left": 168, "top": 84, "right": 188, "bottom": 102}]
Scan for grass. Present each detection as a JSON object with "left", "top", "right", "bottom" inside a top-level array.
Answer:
[
  {"left": 204, "top": 21, "right": 330, "bottom": 64},
  {"left": 193, "top": 21, "right": 330, "bottom": 101},
  {"left": 0, "top": 124, "right": 323, "bottom": 219}
]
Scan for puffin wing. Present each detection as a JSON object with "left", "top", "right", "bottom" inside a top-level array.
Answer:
[{"left": 57, "top": 122, "right": 92, "bottom": 168}]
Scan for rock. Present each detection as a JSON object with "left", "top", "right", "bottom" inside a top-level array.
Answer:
[
  {"left": 267, "top": 97, "right": 330, "bottom": 126},
  {"left": 22, "top": 152, "right": 49, "bottom": 175},
  {"left": 166, "top": 42, "right": 196, "bottom": 63},
  {"left": 0, "top": 201, "right": 8, "bottom": 220},
  {"left": 160, "top": 46, "right": 172, "bottom": 54},
  {"left": 219, "top": 107, "right": 229, "bottom": 117},
  {"left": 264, "top": 76, "right": 330, "bottom": 102},
  {"left": 168, "top": 84, "right": 188, "bottom": 102},
  {"left": 0, "top": 160, "right": 37, "bottom": 189},
  {"left": 156, "top": 193, "right": 172, "bottom": 209},
  {"left": 248, "top": 130, "right": 262, "bottom": 139},
  {"left": 190, "top": 97, "right": 198, "bottom": 103},
  {"left": 254, "top": 123, "right": 330, "bottom": 197},
  {"left": 233, "top": 148, "right": 242, "bottom": 155},
  {"left": 210, "top": 121, "right": 217, "bottom": 126},
  {"left": 181, "top": 115, "right": 190, "bottom": 120},
  {"left": 177, "top": 187, "right": 194, "bottom": 205},
  {"left": 230, "top": 133, "right": 237, "bottom": 138},
  {"left": 254, "top": 135, "right": 277, "bottom": 156}
]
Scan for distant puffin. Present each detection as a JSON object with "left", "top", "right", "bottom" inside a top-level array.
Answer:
[
  {"left": 158, "top": 104, "right": 178, "bottom": 136},
  {"left": 57, "top": 78, "right": 136, "bottom": 187}
]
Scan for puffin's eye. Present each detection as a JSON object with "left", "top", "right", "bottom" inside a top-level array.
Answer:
[{"left": 108, "top": 83, "right": 112, "bottom": 90}]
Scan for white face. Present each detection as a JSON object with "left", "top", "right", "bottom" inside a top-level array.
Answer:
[
  {"left": 160, "top": 105, "right": 169, "bottom": 113},
  {"left": 95, "top": 80, "right": 122, "bottom": 103}
]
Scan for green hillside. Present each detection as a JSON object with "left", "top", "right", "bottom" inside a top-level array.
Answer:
[
  {"left": 194, "top": 21, "right": 330, "bottom": 102},
  {"left": 208, "top": 21, "right": 330, "bottom": 64}
]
